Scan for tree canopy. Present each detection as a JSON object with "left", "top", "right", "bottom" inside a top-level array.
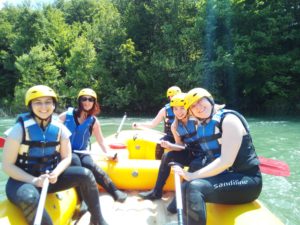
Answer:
[{"left": 0, "top": 0, "right": 299, "bottom": 116}]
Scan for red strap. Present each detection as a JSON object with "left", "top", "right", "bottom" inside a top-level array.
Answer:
[{"left": 109, "top": 143, "right": 126, "bottom": 149}]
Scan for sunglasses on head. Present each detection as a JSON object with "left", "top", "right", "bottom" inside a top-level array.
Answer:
[{"left": 80, "top": 97, "right": 95, "bottom": 102}]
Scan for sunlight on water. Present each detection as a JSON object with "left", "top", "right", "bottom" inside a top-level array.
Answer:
[{"left": 0, "top": 117, "right": 299, "bottom": 225}]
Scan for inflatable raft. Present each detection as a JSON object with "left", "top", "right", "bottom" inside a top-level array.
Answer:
[
  {"left": 0, "top": 129, "right": 285, "bottom": 225},
  {"left": 0, "top": 188, "right": 78, "bottom": 225},
  {"left": 100, "top": 129, "right": 285, "bottom": 225}
]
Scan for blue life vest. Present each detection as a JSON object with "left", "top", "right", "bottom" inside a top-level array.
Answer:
[
  {"left": 177, "top": 118, "right": 198, "bottom": 145},
  {"left": 176, "top": 117, "right": 203, "bottom": 157},
  {"left": 164, "top": 103, "right": 175, "bottom": 136},
  {"left": 16, "top": 112, "right": 61, "bottom": 176},
  {"left": 64, "top": 107, "right": 95, "bottom": 151},
  {"left": 197, "top": 109, "right": 259, "bottom": 172}
]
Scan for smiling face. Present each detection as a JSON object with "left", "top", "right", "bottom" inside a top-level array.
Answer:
[
  {"left": 31, "top": 96, "right": 55, "bottom": 120},
  {"left": 79, "top": 95, "right": 95, "bottom": 111},
  {"left": 189, "top": 97, "right": 212, "bottom": 119},
  {"left": 173, "top": 105, "right": 187, "bottom": 120}
]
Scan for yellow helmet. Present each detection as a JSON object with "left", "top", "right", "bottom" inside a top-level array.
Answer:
[
  {"left": 170, "top": 93, "right": 186, "bottom": 107},
  {"left": 77, "top": 88, "right": 97, "bottom": 100},
  {"left": 166, "top": 86, "right": 181, "bottom": 98},
  {"left": 25, "top": 85, "right": 57, "bottom": 106},
  {"left": 184, "top": 88, "right": 212, "bottom": 110}
]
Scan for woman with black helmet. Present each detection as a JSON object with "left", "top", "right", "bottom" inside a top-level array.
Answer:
[
  {"left": 172, "top": 87, "right": 262, "bottom": 225},
  {"left": 2, "top": 85, "right": 108, "bottom": 225}
]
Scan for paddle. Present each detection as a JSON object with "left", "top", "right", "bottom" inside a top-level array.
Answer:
[
  {"left": 258, "top": 156, "right": 290, "bottom": 177},
  {"left": 169, "top": 162, "right": 184, "bottom": 225},
  {"left": 74, "top": 150, "right": 118, "bottom": 160},
  {"left": 134, "top": 126, "right": 166, "bottom": 136},
  {"left": 115, "top": 112, "right": 127, "bottom": 139},
  {"left": 33, "top": 175, "right": 49, "bottom": 225},
  {"left": 138, "top": 137, "right": 290, "bottom": 177},
  {"left": 0, "top": 137, "right": 5, "bottom": 148}
]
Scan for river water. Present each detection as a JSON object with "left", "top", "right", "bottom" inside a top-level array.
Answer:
[{"left": 0, "top": 116, "right": 299, "bottom": 225}]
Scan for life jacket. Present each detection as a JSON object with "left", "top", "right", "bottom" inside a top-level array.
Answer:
[
  {"left": 176, "top": 117, "right": 203, "bottom": 157},
  {"left": 197, "top": 109, "right": 259, "bottom": 172},
  {"left": 176, "top": 117, "right": 199, "bottom": 145},
  {"left": 16, "top": 112, "right": 61, "bottom": 176},
  {"left": 164, "top": 103, "right": 175, "bottom": 136},
  {"left": 64, "top": 107, "right": 95, "bottom": 151}
]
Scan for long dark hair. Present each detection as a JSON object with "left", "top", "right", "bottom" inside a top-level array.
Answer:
[{"left": 76, "top": 97, "right": 101, "bottom": 117}]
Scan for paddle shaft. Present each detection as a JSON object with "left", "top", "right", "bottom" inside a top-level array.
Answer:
[
  {"left": 115, "top": 113, "right": 127, "bottom": 138},
  {"left": 135, "top": 126, "right": 166, "bottom": 136},
  {"left": 151, "top": 139, "right": 290, "bottom": 177},
  {"left": 74, "top": 150, "right": 117, "bottom": 160},
  {"left": 175, "top": 171, "right": 184, "bottom": 225},
  {"left": 33, "top": 177, "right": 49, "bottom": 225}
]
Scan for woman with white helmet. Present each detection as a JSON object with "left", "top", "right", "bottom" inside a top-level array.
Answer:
[
  {"left": 172, "top": 87, "right": 262, "bottom": 225},
  {"left": 2, "top": 85, "right": 108, "bottom": 225}
]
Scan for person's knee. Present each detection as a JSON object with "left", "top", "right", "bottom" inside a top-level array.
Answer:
[
  {"left": 16, "top": 185, "right": 39, "bottom": 208},
  {"left": 185, "top": 181, "right": 206, "bottom": 222},
  {"left": 72, "top": 167, "right": 96, "bottom": 184},
  {"left": 71, "top": 154, "right": 82, "bottom": 166}
]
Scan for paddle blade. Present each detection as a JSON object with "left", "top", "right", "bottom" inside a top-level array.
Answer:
[
  {"left": 258, "top": 156, "right": 290, "bottom": 177},
  {"left": 0, "top": 137, "right": 5, "bottom": 148}
]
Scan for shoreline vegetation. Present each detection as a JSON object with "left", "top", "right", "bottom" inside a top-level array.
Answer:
[{"left": 0, "top": 0, "right": 299, "bottom": 116}]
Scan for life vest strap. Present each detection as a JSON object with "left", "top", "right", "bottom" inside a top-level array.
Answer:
[
  {"left": 22, "top": 140, "right": 60, "bottom": 148},
  {"left": 198, "top": 133, "right": 222, "bottom": 143}
]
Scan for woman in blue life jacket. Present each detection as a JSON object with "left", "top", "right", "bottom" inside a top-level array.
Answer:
[
  {"left": 139, "top": 93, "right": 204, "bottom": 202},
  {"left": 59, "top": 88, "right": 127, "bottom": 203},
  {"left": 172, "top": 88, "right": 262, "bottom": 225},
  {"left": 2, "top": 85, "right": 108, "bottom": 225},
  {"left": 132, "top": 86, "right": 181, "bottom": 159}
]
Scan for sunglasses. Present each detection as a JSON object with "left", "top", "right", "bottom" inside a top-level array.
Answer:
[{"left": 80, "top": 97, "right": 95, "bottom": 102}]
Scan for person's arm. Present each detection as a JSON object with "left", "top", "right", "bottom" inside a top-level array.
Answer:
[
  {"left": 175, "top": 114, "right": 246, "bottom": 181},
  {"left": 48, "top": 129, "right": 72, "bottom": 184},
  {"left": 2, "top": 124, "right": 46, "bottom": 187},
  {"left": 132, "top": 107, "right": 166, "bottom": 129},
  {"left": 2, "top": 137, "right": 38, "bottom": 184},
  {"left": 92, "top": 118, "right": 109, "bottom": 153},
  {"left": 58, "top": 111, "right": 67, "bottom": 123},
  {"left": 160, "top": 122, "right": 184, "bottom": 150}
]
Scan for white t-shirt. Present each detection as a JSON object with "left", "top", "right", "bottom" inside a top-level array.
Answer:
[{"left": 6, "top": 122, "right": 71, "bottom": 144}]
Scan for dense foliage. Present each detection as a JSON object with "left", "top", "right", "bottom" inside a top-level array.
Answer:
[{"left": 0, "top": 0, "right": 299, "bottom": 116}]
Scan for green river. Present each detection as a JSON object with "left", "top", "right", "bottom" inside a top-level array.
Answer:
[{"left": 0, "top": 116, "right": 299, "bottom": 225}]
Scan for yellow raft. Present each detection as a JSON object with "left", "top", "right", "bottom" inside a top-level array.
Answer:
[
  {"left": 101, "top": 129, "right": 285, "bottom": 225},
  {"left": 0, "top": 129, "right": 285, "bottom": 225},
  {"left": 0, "top": 188, "right": 78, "bottom": 225}
]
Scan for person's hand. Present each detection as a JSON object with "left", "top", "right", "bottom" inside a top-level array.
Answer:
[
  {"left": 33, "top": 173, "right": 50, "bottom": 187},
  {"left": 48, "top": 171, "right": 59, "bottom": 184},
  {"left": 132, "top": 122, "right": 138, "bottom": 129},
  {"left": 105, "top": 152, "right": 118, "bottom": 161},
  {"left": 172, "top": 165, "right": 193, "bottom": 181},
  {"left": 160, "top": 140, "right": 171, "bottom": 148}
]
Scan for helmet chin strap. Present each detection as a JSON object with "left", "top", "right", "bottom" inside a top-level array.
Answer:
[
  {"left": 196, "top": 98, "right": 215, "bottom": 125},
  {"left": 31, "top": 112, "right": 51, "bottom": 131}
]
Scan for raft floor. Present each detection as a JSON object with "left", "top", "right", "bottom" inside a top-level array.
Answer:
[{"left": 76, "top": 191, "right": 178, "bottom": 225}]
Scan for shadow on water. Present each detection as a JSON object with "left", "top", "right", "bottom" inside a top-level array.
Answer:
[{"left": 0, "top": 116, "right": 299, "bottom": 225}]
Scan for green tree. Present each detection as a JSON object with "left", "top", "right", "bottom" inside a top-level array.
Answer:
[{"left": 14, "top": 44, "right": 61, "bottom": 112}]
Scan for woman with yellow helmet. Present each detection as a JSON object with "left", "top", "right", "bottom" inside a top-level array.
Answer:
[
  {"left": 59, "top": 88, "right": 127, "bottom": 203},
  {"left": 2, "top": 85, "right": 108, "bottom": 225},
  {"left": 138, "top": 93, "right": 203, "bottom": 203},
  {"left": 172, "top": 87, "right": 262, "bottom": 225},
  {"left": 132, "top": 85, "right": 181, "bottom": 159}
]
